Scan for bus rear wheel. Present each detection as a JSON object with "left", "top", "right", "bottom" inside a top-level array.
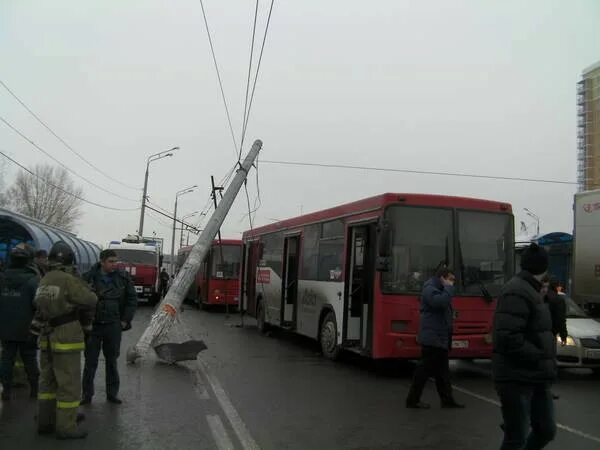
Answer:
[{"left": 320, "top": 311, "right": 341, "bottom": 360}]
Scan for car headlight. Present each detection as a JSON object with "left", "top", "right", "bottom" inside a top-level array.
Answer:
[{"left": 557, "top": 335, "right": 577, "bottom": 346}]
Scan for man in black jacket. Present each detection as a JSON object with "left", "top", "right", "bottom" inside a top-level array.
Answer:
[
  {"left": 493, "top": 243, "right": 556, "bottom": 450},
  {"left": 0, "top": 244, "right": 40, "bottom": 401},
  {"left": 81, "top": 250, "right": 137, "bottom": 405}
]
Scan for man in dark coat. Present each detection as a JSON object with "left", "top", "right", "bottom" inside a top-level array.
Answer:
[
  {"left": 493, "top": 243, "right": 557, "bottom": 450},
  {"left": 159, "top": 267, "right": 170, "bottom": 298},
  {"left": 0, "top": 244, "right": 41, "bottom": 401},
  {"left": 406, "top": 267, "right": 464, "bottom": 409},
  {"left": 81, "top": 249, "right": 137, "bottom": 405}
]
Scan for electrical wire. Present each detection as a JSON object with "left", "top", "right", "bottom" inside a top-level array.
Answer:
[
  {"left": 0, "top": 79, "right": 141, "bottom": 191},
  {"left": 0, "top": 149, "right": 140, "bottom": 212},
  {"left": 239, "top": 0, "right": 260, "bottom": 161},
  {"left": 198, "top": 0, "right": 239, "bottom": 158},
  {"left": 260, "top": 159, "right": 578, "bottom": 186},
  {"left": 0, "top": 116, "right": 141, "bottom": 202},
  {"left": 240, "top": 0, "right": 275, "bottom": 150}
]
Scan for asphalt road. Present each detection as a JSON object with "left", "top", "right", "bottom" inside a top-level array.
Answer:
[{"left": 1, "top": 305, "right": 599, "bottom": 450}]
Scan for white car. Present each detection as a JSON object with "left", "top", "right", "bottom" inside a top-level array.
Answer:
[{"left": 556, "top": 295, "right": 600, "bottom": 374}]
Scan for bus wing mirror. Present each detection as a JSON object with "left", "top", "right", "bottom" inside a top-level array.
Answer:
[
  {"left": 159, "top": 255, "right": 164, "bottom": 268},
  {"left": 376, "top": 257, "right": 390, "bottom": 272},
  {"left": 378, "top": 220, "right": 392, "bottom": 257}
]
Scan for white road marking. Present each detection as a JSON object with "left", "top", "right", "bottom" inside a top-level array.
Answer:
[
  {"left": 452, "top": 383, "right": 600, "bottom": 444},
  {"left": 197, "top": 356, "right": 261, "bottom": 450},
  {"left": 206, "top": 415, "right": 236, "bottom": 450},
  {"left": 191, "top": 367, "right": 210, "bottom": 400}
]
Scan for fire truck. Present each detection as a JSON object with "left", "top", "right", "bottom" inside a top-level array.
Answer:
[{"left": 107, "top": 235, "right": 164, "bottom": 305}]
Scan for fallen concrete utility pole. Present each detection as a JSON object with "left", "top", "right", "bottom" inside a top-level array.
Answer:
[{"left": 127, "top": 139, "right": 263, "bottom": 363}]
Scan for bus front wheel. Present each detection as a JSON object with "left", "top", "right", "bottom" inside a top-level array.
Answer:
[{"left": 320, "top": 311, "right": 341, "bottom": 360}]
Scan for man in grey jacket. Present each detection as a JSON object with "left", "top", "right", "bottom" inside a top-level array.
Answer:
[
  {"left": 406, "top": 267, "right": 464, "bottom": 409},
  {"left": 493, "top": 243, "right": 556, "bottom": 450}
]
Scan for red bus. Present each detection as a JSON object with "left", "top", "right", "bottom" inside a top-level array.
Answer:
[
  {"left": 241, "top": 193, "right": 514, "bottom": 360},
  {"left": 177, "top": 239, "right": 242, "bottom": 309}
]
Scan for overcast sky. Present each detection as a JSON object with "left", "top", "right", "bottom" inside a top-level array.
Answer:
[{"left": 1, "top": 0, "right": 599, "bottom": 253}]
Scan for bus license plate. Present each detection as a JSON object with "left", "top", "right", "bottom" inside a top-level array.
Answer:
[
  {"left": 452, "top": 340, "right": 469, "bottom": 349},
  {"left": 586, "top": 349, "right": 600, "bottom": 360}
]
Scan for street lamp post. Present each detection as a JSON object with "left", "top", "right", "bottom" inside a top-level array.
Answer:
[
  {"left": 171, "top": 185, "right": 197, "bottom": 274},
  {"left": 524, "top": 208, "right": 540, "bottom": 237},
  {"left": 138, "top": 146, "right": 179, "bottom": 237},
  {"left": 180, "top": 211, "right": 200, "bottom": 249}
]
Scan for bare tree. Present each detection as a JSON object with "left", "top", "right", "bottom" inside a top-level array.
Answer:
[
  {"left": 0, "top": 158, "right": 8, "bottom": 208},
  {"left": 7, "top": 164, "right": 83, "bottom": 231}
]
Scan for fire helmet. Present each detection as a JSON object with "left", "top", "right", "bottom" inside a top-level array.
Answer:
[{"left": 48, "top": 241, "right": 76, "bottom": 266}]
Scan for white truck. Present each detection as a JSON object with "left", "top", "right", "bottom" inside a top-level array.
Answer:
[{"left": 572, "top": 189, "right": 600, "bottom": 315}]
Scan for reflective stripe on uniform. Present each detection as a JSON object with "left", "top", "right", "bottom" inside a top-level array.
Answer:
[
  {"left": 14, "top": 361, "right": 25, "bottom": 368},
  {"left": 38, "top": 392, "right": 57, "bottom": 400},
  {"left": 57, "top": 400, "right": 80, "bottom": 409},
  {"left": 38, "top": 341, "right": 85, "bottom": 352}
]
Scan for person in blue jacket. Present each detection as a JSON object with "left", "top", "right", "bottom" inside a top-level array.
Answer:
[{"left": 406, "top": 266, "right": 464, "bottom": 409}]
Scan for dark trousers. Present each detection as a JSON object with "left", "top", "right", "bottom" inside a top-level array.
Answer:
[
  {"left": 406, "top": 345, "right": 454, "bottom": 405},
  {"left": 0, "top": 339, "right": 39, "bottom": 391},
  {"left": 496, "top": 382, "right": 556, "bottom": 450},
  {"left": 82, "top": 322, "right": 122, "bottom": 399}
]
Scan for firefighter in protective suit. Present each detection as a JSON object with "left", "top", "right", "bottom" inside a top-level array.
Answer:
[{"left": 33, "top": 242, "right": 97, "bottom": 439}]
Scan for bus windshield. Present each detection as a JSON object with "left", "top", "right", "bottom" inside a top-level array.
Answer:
[
  {"left": 382, "top": 206, "right": 454, "bottom": 293},
  {"left": 113, "top": 249, "right": 156, "bottom": 266},
  {"left": 381, "top": 206, "right": 513, "bottom": 296},
  {"left": 457, "top": 211, "right": 513, "bottom": 297},
  {"left": 211, "top": 245, "right": 241, "bottom": 279}
]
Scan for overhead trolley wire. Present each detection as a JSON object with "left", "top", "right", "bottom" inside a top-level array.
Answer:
[
  {"left": 198, "top": 0, "right": 239, "bottom": 158},
  {"left": 0, "top": 116, "right": 141, "bottom": 202},
  {"left": 239, "top": 0, "right": 275, "bottom": 152},
  {"left": 0, "top": 149, "right": 140, "bottom": 212},
  {"left": 260, "top": 159, "right": 578, "bottom": 186},
  {"left": 0, "top": 79, "right": 141, "bottom": 191},
  {"left": 239, "top": 0, "right": 260, "bottom": 161}
]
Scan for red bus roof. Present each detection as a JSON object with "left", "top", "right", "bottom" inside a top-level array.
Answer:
[
  {"left": 178, "top": 239, "right": 242, "bottom": 255},
  {"left": 243, "top": 193, "right": 512, "bottom": 239}
]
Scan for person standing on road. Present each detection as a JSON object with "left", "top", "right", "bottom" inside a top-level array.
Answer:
[
  {"left": 159, "top": 267, "right": 170, "bottom": 298},
  {"left": 493, "top": 243, "right": 557, "bottom": 450},
  {"left": 406, "top": 267, "right": 465, "bottom": 409},
  {"left": 0, "top": 244, "right": 41, "bottom": 401},
  {"left": 34, "top": 241, "right": 98, "bottom": 439},
  {"left": 81, "top": 249, "right": 137, "bottom": 405}
]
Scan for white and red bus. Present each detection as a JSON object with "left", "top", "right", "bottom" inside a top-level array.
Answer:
[
  {"left": 241, "top": 193, "right": 514, "bottom": 360},
  {"left": 177, "top": 239, "right": 242, "bottom": 309}
]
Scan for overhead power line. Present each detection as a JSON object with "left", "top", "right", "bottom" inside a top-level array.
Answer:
[
  {"left": 198, "top": 0, "right": 239, "bottom": 158},
  {"left": 240, "top": 0, "right": 275, "bottom": 153},
  {"left": 260, "top": 160, "right": 578, "bottom": 186},
  {"left": 0, "top": 116, "right": 140, "bottom": 202},
  {"left": 240, "top": 0, "right": 260, "bottom": 161},
  {"left": 0, "top": 149, "right": 140, "bottom": 212},
  {"left": 0, "top": 79, "right": 141, "bottom": 191}
]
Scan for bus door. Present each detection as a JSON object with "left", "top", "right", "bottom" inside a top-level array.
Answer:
[
  {"left": 344, "top": 224, "right": 376, "bottom": 350},
  {"left": 282, "top": 235, "right": 300, "bottom": 327},
  {"left": 244, "top": 241, "right": 260, "bottom": 315}
]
